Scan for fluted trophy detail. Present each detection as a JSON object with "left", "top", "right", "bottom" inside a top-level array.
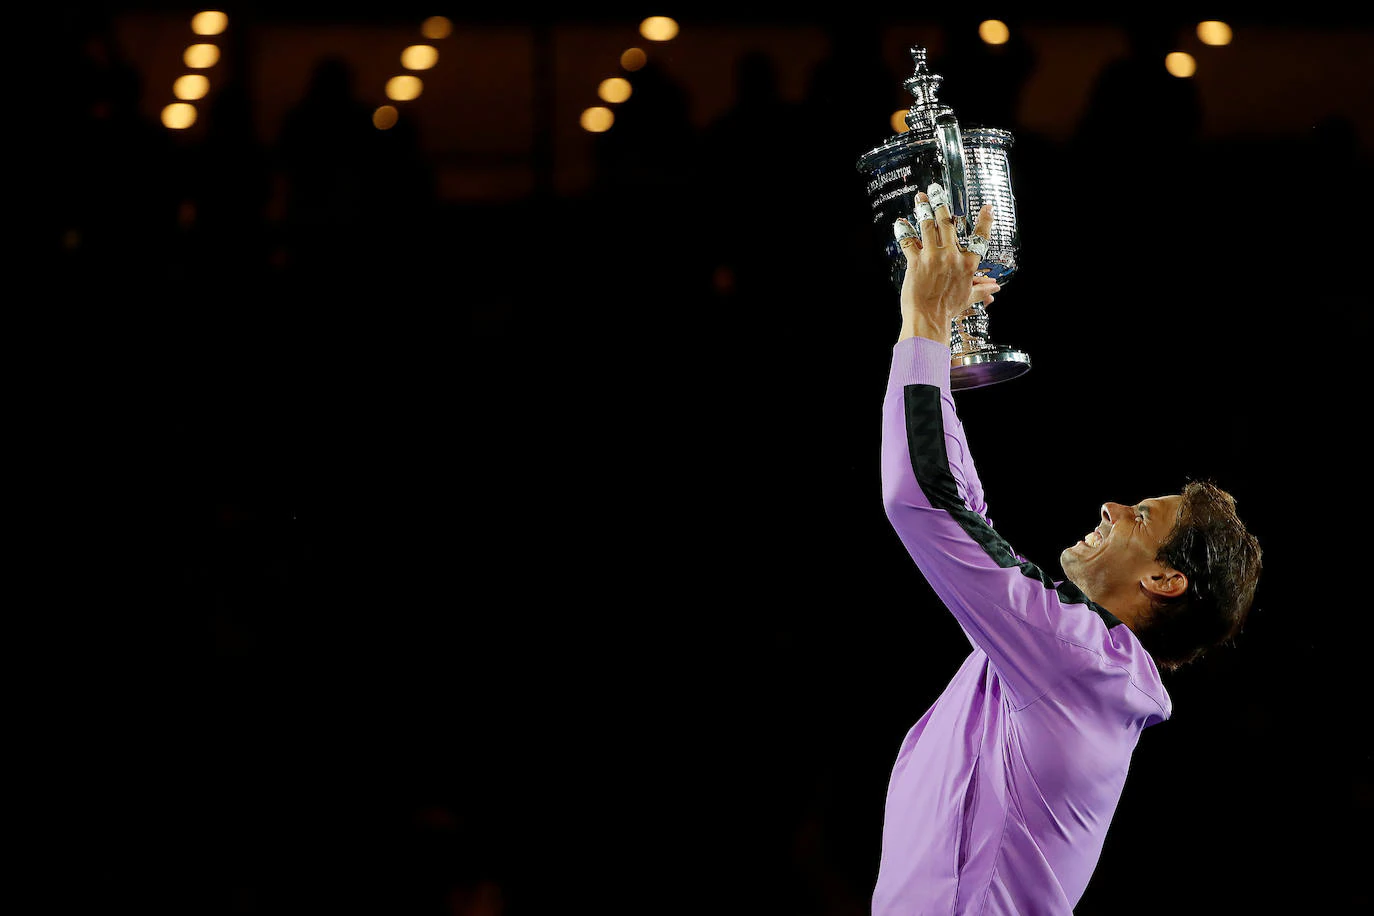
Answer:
[{"left": 857, "top": 46, "right": 1029, "bottom": 389}]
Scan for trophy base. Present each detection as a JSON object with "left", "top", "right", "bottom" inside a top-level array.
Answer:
[{"left": 951, "top": 348, "right": 1031, "bottom": 390}]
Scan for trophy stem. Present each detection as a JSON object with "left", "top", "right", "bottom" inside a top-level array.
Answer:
[
  {"left": 949, "top": 301, "right": 1031, "bottom": 390},
  {"left": 950, "top": 301, "right": 993, "bottom": 357}
]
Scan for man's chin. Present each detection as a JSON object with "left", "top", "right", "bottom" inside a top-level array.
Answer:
[{"left": 1059, "top": 551, "right": 1087, "bottom": 589}]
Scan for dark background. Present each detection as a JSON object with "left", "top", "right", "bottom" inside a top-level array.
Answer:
[{"left": 40, "top": 4, "right": 1372, "bottom": 914}]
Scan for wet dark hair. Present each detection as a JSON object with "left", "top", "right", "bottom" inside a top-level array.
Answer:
[{"left": 1133, "top": 480, "right": 1262, "bottom": 672}]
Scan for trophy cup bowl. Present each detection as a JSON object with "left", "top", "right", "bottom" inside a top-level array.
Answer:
[{"left": 857, "top": 46, "right": 1029, "bottom": 390}]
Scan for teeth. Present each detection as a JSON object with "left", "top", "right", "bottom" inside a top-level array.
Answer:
[{"left": 1085, "top": 531, "right": 1102, "bottom": 547}]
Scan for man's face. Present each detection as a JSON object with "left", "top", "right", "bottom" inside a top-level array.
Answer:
[{"left": 1060, "top": 495, "right": 1184, "bottom": 611}]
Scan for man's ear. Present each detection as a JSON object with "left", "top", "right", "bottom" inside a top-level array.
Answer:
[{"left": 1141, "top": 568, "right": 1188, "bottom": 598}]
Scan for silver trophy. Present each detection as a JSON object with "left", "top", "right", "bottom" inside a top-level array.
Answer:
[{"left": 857, "top": 45, "right": 1029, "bottom": 389}]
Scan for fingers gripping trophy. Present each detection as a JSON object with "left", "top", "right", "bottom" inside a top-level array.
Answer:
[{"left": 857, "top": 46, "right": 1029, "bottom": 389}]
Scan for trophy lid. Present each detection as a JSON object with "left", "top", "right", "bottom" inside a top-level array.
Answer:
[
  {"left": 902, "top": 46, "right": 1011, "bottom": 141},
  {"left": 856, "top": 45, "right": 959, "bottom": 171},
  {"left": 902, "top": 46, "right": 955, "bottom": 137},
  {"left": 856, "top": 44, "right": 1015, "bottom": 175}
]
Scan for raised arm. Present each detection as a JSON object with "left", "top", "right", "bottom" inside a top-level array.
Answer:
[{"left": 881, "top": 187, "right": 1115, "bottom": 708}]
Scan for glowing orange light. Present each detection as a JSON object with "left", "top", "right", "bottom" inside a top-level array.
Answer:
[
  {"left": 183, "top": 44, "right": 220, "bottom": 68},
  {"left": 1164, "top": 52, "right": 1197, "bottom": 78},
  {"left": 373, "top": 105, "right": 399, "bottom": 129},
  {"left": 978, "top": 20, "right": 1009, "bottom": 45},
  {"left": 1197, "top": 21, "right": 1232, "bottom": 46},
  {"left": 173, "top": 74, "right": 210, "bottom": 100},
  {"left": 191, "top": 11, "right": 228, "bottom": 35},
  {"left": 161, "top": 103, "right": 198, "bottom": 129},
  {"left": 581, "top": 107, "right": 614, "bottom": 132},
  {"left": 598, "top": 78, "right": 632, "bottom": 104},
  {"left": 421, "top": 16, "right": 452, "bottom": 40},
  {"left": 386, "top": 75, "right": 423, "bottom": 101},
  {"left": 401, "top": 45, "right": 438, "bottom": 70},
  {"left": 640, "top": 17, "right": 678, "bottom": 41}
]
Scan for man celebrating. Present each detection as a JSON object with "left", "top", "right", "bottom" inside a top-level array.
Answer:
[{"left": 873, "top": 185, "right": 1262, "bottom": 914}]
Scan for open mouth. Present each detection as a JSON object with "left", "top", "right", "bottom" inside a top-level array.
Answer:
[{"left": 1083, "top": 522, "right": 1112, "bottom": 548}]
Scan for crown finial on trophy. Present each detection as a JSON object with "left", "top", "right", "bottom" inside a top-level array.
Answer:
[{"left": 903, "top": 46, "right": 954, "bottom": 134}]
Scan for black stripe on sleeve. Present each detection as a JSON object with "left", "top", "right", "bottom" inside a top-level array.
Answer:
[{"left": 903, "top": 384, "right": 1124, "bottom": 630}]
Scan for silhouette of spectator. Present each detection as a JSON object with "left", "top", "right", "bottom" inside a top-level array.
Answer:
[
  {"left": 591, "top": 58, "right": 699, "bottom": 202},
  {"left": 275, "top": 56, "right": 382, "bottom": 291},
  {"left": 364, "top": 107, "right": 439, "bottom": 270},
  {"left": 699, "top": 51, "right": 805, "bottom": 312},
  {"left": 1299, "top": 115, "right": 1372, "bottom": 334},
  {"left": 51, "top": 8, "right": 185, "bottom": 299},
  {"left": 1073, "top": 20, "right": 1203, "bottom": 166},
  {"left": 585, "top": 58, "right": 710, "bottom": 354},
  {"left": 186, "top": 51, "right": 273, "bottom": 301},
  {"left": 702, "top": 49, "right": 799, "bottom": 168},
  {"left": 798, "top": 20, "right": 907, "bottom": 343},
  {"left": 1060, "top": 20, "right": 1207, "bottom": 350},
  {"left": 801, "top": 20, "right": 897, "bottom": 188}
]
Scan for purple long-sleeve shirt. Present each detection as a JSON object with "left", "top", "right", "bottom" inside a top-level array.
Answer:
[{"left": 874, "top": 337, "right": 1172, "bottom": 915}]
